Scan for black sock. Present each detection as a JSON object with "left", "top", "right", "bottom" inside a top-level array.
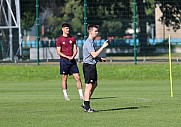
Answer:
[{"left": 84, "top": 101, "right": 90, "bottom": 110}]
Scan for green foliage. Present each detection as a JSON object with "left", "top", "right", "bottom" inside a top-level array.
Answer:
[
  {"left": 87, "top": 0, "right": 132, "bottom": 38},
  {"left": 21, "top": 12, "right": 35, "bottom": 31},
  {"left": 20, "top": 0, "right": 181, "bottom": 38},
  {"left": 61, "top": 0, "right": 84, "bottom": 36},
  {"left": 20, "top": 0, "right": 36, "bottom": 31},
  {"left": 156, "top": 0, "right": 181, "bottom": 31},
  {"left": 101, "top": 20, "right": 123, "bottom": 37},
  {"left": 43, "top": 0, "right": 84, "bottom": 38},
  {"left": 144, "top": 0, "right": 155, "bottom": 18},
  {"left": 46, "top": 16, "right": 62, "bottom": 37}
]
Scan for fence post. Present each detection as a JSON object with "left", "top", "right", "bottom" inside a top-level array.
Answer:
[
  {"left": 36, "top": 0, "right": 40, "bottom": 65},
  {"left": 84, "top": 0, "right": 87, "bottom": 40},
  {"left": 133, "top": 0, "right": 137, "bottom": 64}
]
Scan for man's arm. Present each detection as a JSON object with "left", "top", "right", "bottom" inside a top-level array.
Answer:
[
  {"left": 56, "top": 47, "right": 70, "bottom": 59},
  {"left": 70, "top": 44, "right": 78, "bottom": 60},
  {"left": 90, "top": 40, "right": 109, "bottom": 58}
]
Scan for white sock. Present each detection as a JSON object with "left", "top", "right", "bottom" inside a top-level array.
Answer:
[
  {"left": 78, "top": 89, "right": 83, "bottom": 97},
  {"left": 63, "top": 89, "right": 68, "bottom": 97}
]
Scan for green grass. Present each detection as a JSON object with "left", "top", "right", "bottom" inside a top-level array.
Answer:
[
  {"left": 0, "top": 64, "right": 181, "bottom": 127},
  {"left": 0, "top": 80, "right": 180, "bottom": 127},
  {"left": 1, "top": 64, "right": 181, "bottom": 81}
]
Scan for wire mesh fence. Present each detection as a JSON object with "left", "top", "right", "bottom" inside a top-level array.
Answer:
[{"left": 0, "top": 0, "right": 181, "bottom": 63}]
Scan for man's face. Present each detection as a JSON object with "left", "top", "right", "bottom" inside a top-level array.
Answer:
[
  {"left": 62, "top": 27, "right": 70, "bottom": 34},
  {"left": 90, "top": 27, "right": 98, "bottom": 38}
]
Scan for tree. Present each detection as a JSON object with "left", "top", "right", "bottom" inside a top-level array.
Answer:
[
  {"left": 136, "top": 0, "right": 155, "bottom": 54},
  {"left": 87, "top": 0, "right": 132, "bottom": 38},
  {"left": 156, "top": 0, "right": 181, "bottom": 31},
  {"left": 41, "top": 0, "right": 84, "bottom": 38},
  {"left": 20, "top": 0, "right": 64, "bottom": 36},
  {"left": 137, "top": 0, "right": 181, "bottom": 54},
  {"left": 59, "top": 0, "right": 84, "bottom": 36},
  {"left": 20, "top": 0, "right": 36, "bottom": 32},
  {"left": 137, "top": 0, "right": 149, "bottom": 54},
  {"left": 20, "top": 0, "right": 181, "bottom": 45}
]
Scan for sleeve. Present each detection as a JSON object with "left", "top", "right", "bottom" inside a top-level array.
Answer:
[
  {"left": 56, "top": 38, "right": 61, "bottom": 47},
  {"left": 72, "top": 37, "right": 76, "bottom": 45}
]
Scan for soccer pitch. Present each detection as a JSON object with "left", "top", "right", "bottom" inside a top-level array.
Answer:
[{"left": 0, "top": 64, "right": 181, "bottom": 127}]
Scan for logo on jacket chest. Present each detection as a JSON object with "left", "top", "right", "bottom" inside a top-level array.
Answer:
[{"left": 62, "top": 40, "right": 72, "bottom": 45}]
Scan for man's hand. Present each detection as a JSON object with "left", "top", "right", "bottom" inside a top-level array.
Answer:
[
  {"left": 101, "top": 57, "right": 106, "bottom": 62},
  {"left": 67, "top": 56, "right": 74, "bottom": 61},
  {"left": 102, "top": 40, "right": 109, "bottom": 48}
]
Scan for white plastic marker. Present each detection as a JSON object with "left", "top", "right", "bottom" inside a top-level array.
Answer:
[{"left": 168, "top": 34, "right": 173, "bottom": 97}]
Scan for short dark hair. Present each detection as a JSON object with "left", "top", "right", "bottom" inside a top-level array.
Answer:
[
  {"left": 87, "top": 24, "right": 99, "bottom": 32},
  {"left": 62, "top": 22, "right": 70, "bottom": 28}
]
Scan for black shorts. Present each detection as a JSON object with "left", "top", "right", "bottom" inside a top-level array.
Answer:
[
  {"left": 83, "top": 63, "right": 97, "bottom": 84},
  {"left": 60, "top": 59, "right": 79, "bottom": 75}
]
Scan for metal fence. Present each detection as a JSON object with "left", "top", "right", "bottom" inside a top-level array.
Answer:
[{"left": 0, "top": 0, "right": 181, "bottom": 63}]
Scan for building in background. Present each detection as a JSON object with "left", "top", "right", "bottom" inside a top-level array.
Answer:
[{"left": 155, "top": 4, "right": 181, "bottom": 39}]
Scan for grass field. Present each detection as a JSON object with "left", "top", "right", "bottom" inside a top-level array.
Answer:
[{"left": 0, "top": 64, "right": 181, "bottom": 127}]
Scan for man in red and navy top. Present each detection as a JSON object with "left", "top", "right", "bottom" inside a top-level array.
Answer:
[{"left": 56, "top": 22, "right": 84, "bottom": 101}]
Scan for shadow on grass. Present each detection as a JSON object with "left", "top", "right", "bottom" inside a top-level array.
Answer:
[
  {"left": 91, "top": 96, "right": 117, "bottom": 100},
  {"left": 97, "top": 106, "right": 149, "bottom": 112}
]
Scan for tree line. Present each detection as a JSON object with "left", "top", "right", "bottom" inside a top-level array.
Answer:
[{"left": 20, "top": 0, "right": 181, "bottom": 53}]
